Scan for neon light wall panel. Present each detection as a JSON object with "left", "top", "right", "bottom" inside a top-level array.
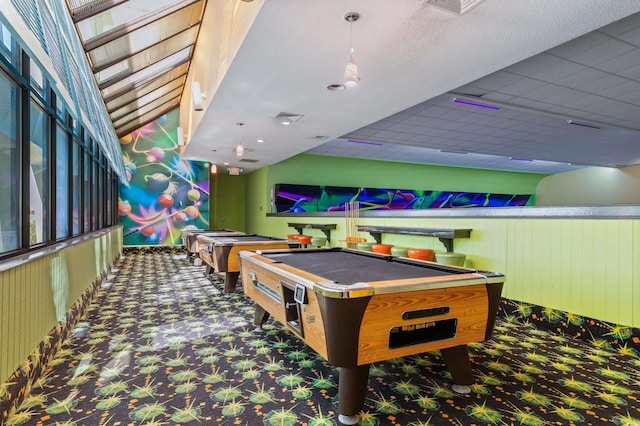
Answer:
[{"left": 274, "top": 184, "right": 532, "bottom": 213}]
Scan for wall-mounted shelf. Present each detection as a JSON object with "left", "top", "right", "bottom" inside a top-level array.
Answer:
[
  {"left": 288, "top": 223, "right": 337, "bottom": 242},
  {"left": 356, "top": 225, "right": 471, "bottom": 252}
]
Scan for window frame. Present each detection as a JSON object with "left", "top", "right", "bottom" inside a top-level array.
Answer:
[{"left": 0, "top": 24, "right": 123, "bottom": 261}]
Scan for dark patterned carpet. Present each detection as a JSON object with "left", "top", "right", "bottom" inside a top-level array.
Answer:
[{"left": 5, "top": 248, "right": 640, "bottom": 425}]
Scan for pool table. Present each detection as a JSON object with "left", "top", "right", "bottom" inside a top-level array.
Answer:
[
  {"left": 181, "top": 228, "right": 244, "bottom": 256},
  {"left": 198, "top": 234, "right": 299, "bottom": 294},
  {"left": 238, "top": 248, "right": 505, "bottom": 425}
]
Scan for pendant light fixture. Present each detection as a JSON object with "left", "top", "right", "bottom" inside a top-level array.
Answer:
[
  {"left": 235, "top": 143, "right": 244, "bottom": 156},
  {"left": 210, "top": 149, "right": 218, "bottom": 174},
  {"left": 344, "top": 12, "right": 360, "bottom": 87}
]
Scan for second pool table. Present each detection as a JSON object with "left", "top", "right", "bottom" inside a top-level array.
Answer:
[{"left": 199, "top": 234, "right": 298, "bottom": 293}]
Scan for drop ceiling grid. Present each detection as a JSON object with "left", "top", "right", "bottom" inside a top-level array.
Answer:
[{"left": 462, "top": 26, "right": 640, "bottom": 131}]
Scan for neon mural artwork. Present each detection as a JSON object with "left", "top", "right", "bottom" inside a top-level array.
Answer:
[
  {"left": 274, "top": 184, "right": 533, "bottom": 213},
  {"left": 118, "top": 111, "right": 209, "bottom": 246}
]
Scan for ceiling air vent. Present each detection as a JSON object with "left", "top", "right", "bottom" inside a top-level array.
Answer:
[
  {"left": 425, "top": 0, "right": 485, "bottom": 15},
  {"left": 275, "top": 112, "right": 304, "bottom": 125},
  {"left": 239, "top": 158, "right": 259, "bottom": 163}
]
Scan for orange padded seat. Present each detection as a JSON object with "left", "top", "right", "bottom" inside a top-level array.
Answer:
[
  {"left": 296, "top": 235, "right": 312, "bottom": 247},
  {"left": 371, "top": 243, "right": 394, "bottom": 255},
  {"left": 407, "top": 248, "right": 435, "bottom": 261}
]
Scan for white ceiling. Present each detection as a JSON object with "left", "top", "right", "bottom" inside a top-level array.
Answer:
[{"left": 182, "top": 0, "right": 640, "bottom": 175}]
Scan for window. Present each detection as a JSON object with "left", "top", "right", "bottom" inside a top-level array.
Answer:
[
  {"left": 56, "top": 124, "right": 69, "bottom": 239},
  {"left": 0, "top": 22, "right": 17, "bottom": 66},
  {"left": 98, "top": 153, "right": 105, "bottom": 228},
  {"left": 29, "top": 101, "right": 49, "bottom": 245},
  {"left": 72, "top": 141, "right": 81, "bottom": 236},
  {"left": 83, "top": 152, "right": 90, "bottom": 232},
  {"left": 106, "top": 170, "right": 112, "bottom": 227},
  {"left": 0, "top": 70, "right": 19, "bottom": 253},
  {"left": 92, "top": 154, "right": 98, "bottom": 230},
  {"left": 30, "top": 60, "right": 45, "bottom": 97},
  {"left": 55, "top": 91, "right": 64, "bottom": 119}
]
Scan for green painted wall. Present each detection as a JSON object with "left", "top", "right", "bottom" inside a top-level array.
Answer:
[
  {"left": 210, "top": 173, "right": 247, "bottom": 232},
  {"left": 237, "top": 154, "right": 639, "bottom": 328},
  {"left": 0, "top": 228, "right": 123, "bottom": 383}
]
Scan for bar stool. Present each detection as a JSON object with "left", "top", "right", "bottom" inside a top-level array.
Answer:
[
  {"left": 295, "top": 235, "right": 312, "bottom": 248},
  {"left": 435, "top": 252, "right": 466, "bottom": 266},
  {"left": 390, "top": 246, "right": 408, "bottom": 257},
  {"left": 356, "top": 242, "right": 374, "bottom": 252},
  {"left": 310, "top": 237, "right": 327, "bottom": 247},
  {"left": 407, "top": 248, "right": 435, "bottom": 261},
  {"left": 371, "top": 243, "right": 394, "bottom": 255}
]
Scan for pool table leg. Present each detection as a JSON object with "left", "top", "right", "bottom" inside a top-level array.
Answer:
[
  {"left": 204, "top": 264, "right": 213, "bottom": 275},
  {"left": 224, "top": 272, "right": 240, "bottom": 293},
  {"left": 253, "top": 304, "right": 270, "bottom": 327},
  {"left": 337, "top": 364, "right": 370, "bottom": 424},
  {"left": 440, "top": 344, "right": 473, "bottom": 393}
]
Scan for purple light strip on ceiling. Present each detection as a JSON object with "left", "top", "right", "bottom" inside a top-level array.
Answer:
[
  {"left": 453, "top": 99, "right": 500, "bottom": 110},
  {"left": 345, "top": 139, "right": 384, "bottom": 146}
]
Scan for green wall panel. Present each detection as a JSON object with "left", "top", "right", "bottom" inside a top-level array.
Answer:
[
  {"left": 245, "top": 167, "right": 268, "bottom": 234},
  {"left": 0, "top": 228, "right": 122, "bottom": 383},
  {"left": 211, "top": 173, "right": 247, "bottom": 232}
]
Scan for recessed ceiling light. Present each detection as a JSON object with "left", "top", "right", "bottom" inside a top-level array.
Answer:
[
  {"left": 327, "top": 84, "right": 345, "bottom": 91},
  {"left": 281, "top": 120, "right": 291, "bottom": 125},
  {"left": 440, "top": 149, "right": 469, "bottom": 154},
  {"left": 344, "top": 138, "right": 383, "bottom": 146},
  {"left": 257, "top": 139, "right": 264, "bottom": 143},
  {"left": 567, "top": 120, "right": 600, "bottom": 129}
]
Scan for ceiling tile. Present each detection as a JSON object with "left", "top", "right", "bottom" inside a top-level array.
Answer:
[
  {"left": 569, "top": 37, "right": 635, "bottom": 67},
  {"left": 526, "top": 59, "right": 586, "bottom": 82},
  {"left": 498, "top": 77, "right": 546, "bottom": 96},
  {"left": 614, "top": 23, "right": 640, "bottom": 45},
  {"left": 505, "top": 53, "right": 563, "bottom": 77},
  {"left": 594, "top": 48, "right": 640, "bottom": 74},
  {"left": 553, "top": 68, "right": 610, "bottom": 89}
]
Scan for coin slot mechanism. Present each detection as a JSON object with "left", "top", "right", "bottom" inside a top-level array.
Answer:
[
  {"left": 282, "top": 280, "right": 304, "bottom": 338},
  {"left": 402, "top": 306, "right": 449, "bottom": 320}
]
